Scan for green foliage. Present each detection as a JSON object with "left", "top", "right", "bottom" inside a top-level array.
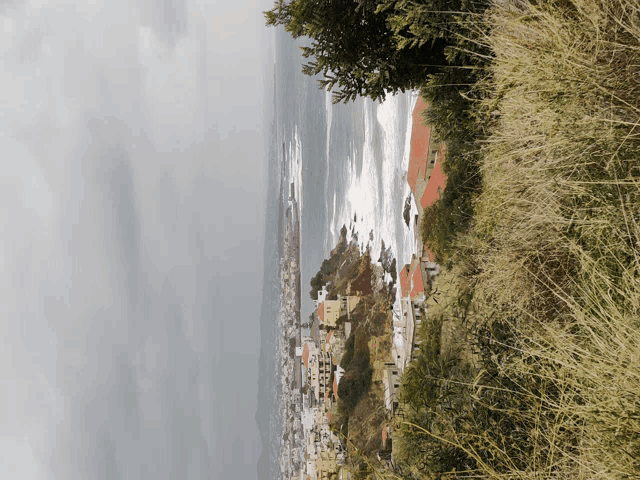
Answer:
[
  {"left": 337, "top": 369, "right": 372, "bottom": 412},
  {"left": 418, "top": 72, "right": 486, "bottom": 263},
  {"left": 338, "top": 328, "right": 372, "bottom": 413},
  {"left": 340, "top": 334, "right": 355, "bottom": 369},
  {"left": 397, "top": 309, "right": 561, "bottom": 477},
  {"left": 265, "top": 0, "right": 491, "bottom": 103}
]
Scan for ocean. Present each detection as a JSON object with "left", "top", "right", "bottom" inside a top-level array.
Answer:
[{"left": 256, "top": 27, "right": 420, "bottom": 480}]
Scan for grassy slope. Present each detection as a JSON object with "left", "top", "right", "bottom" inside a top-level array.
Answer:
[
  {"left": 401, "top": 0, "right": 640, "bottom": 478},
  {"left": 325, "top": 250, "right": 394, "bottom": 477}
]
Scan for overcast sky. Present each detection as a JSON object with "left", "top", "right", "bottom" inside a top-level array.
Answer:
[{"left": 1, "top": 0, "right": 271, "bottom": 478}]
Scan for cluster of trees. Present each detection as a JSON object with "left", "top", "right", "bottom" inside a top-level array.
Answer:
[
  {"left": 337, "top": 328, "right": 372, "bottom": 412},
  {"left": 265, "top": 0, "right": 490, "bottom": 104}
]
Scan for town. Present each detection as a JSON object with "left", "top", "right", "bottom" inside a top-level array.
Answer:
[{"left": 285, "top": 97, "right": 447, "bottom": 480}]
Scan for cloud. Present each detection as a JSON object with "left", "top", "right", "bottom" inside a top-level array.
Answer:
[
  {"left": 80, "top": 115, "right": 142, "bottom": 309},
  {"left": 0, "top": 0, "right": 266, "bottom": 478},
  {"left": 137, "top": 0, "right": 189, "bottom": 49}
]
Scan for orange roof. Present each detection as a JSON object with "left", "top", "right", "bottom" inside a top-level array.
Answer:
[
  {"left": 407, "top": 97, "right": 432, "bottom": 192},
  {"left": 420, "top": 152, "right": 447, "bottom": 209},
  {"left": 410, "top": 258, "right": 424, "bottom": 299},
  {"left": 326, "top": 330, "right": 333, "bottom": 343},
  {"left": 302, "top": 344, "right": 309, "bottom": 369},
  {"left": 423, "top": 247, "right": 435, "bottom": 262},
  {"left": 399, "top": 264, "right": 411, "bottom": 297},
  {"left": 333, "top": 376, "right": 339, "bottom": 399},
  {"left": 382, "top": 424, "right": 388, "bottom": 442},
  {"left": 318, "top": 302, "right": 325, "bottom": 322}
]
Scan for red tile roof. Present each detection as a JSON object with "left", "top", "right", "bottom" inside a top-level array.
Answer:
[
  {"left": 410, "top": 258, "right": 424, "bottom": 299},
  {"left": 420, "top": 152, "right": 447, "bottom": 209},
  {"left": 423, "top": 247, "right": 435, "bottom": 262},
  {"left": 333, "top": 376, "right": 339, "bottom": 399},
  {"left": 399, "top": 264, "right": 411, "bottom": 297},
  {"left": 326, "top": 330, "right": 333, "bottom": 344},
  {"left": 382, "top": 424, "right": 388, "bottom": 442},
  {"left": 318, "top": 302, "right": 325, "bottom": 322},
  {"left": 407, "top": 97, "right": 432, "bottom": 193},
  {"left": 302, "top": 343, "right": 309, "bottom": 369}
]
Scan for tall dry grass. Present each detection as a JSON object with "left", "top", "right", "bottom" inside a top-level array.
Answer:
[{"left": 458, "top": 0, "right": 640, "bottom": 477}]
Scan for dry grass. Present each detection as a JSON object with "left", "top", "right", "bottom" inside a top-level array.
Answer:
[
  {"left": 452, "top": 0, "right": 640, "bottom": 477},
  {"left": 391, "top": 0, "right": 640, "bottom": 478}
]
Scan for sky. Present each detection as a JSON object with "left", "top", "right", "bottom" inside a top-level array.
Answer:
[{"left": 0, "top": 0, "right": 272, "bottom": 478}]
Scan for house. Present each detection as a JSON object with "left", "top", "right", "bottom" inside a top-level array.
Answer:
[
  {"left": 394, "top": 256, "right": 427, "bottom": 370},
  {"left": 333, "top": 365, "right": 345, "bottom": 400},
  {"left": 399, "top": 256, "right": 426, "bottom": 302},
  {"left": 339, "top": 295, "right": 360, "bottom": 319},
  {"left": 382, "top": 363, "right": 401, "bottom": 413},
  {"left": 392, "top": 296, "right": 420, "bottom": 371},
  {"left": 317, "top": 296, "right": 360, "bottom": 328},
  {"left": 302, "top": 339, "right": 320, "bottom": 402},
  {"left": 318, "top": 350, "right": 332, "bottom": 403},
  {"left": 407, "top": 97, "right": 447, "bottom": 219},
  {"left": 314, "top": 450, "right": 339, "bottom": 480},
  {"left": 314, "top": 285, "right": 329, "bottom": 308},
  {"left": 317, "top": 300, "right": 340, "bottom": 328}
]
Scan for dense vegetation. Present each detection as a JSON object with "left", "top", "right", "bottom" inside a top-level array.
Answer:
[
  {"left": 337, "top": 327, "right": 373, "bottom": 412},
  {"left": 269, "top": 0, "right": 640, "bottom": 477},
  {"left": 265, "top": 0, "right": 489, "bottom": 103}
]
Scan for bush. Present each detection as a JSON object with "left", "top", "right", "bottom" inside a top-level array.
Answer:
[
  {"left": 337, "top": 369, "right": 372, "bottom": 412},
  {"left": 338, "top": 328, "right": 372, "bottom": 413}
]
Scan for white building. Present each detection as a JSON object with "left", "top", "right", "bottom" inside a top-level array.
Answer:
[
  {"left": 313, "top": 285, "right": 329, "bottom": 308},
  {"left": 392, "top": 296, "right": 422, "bottom": 372}
]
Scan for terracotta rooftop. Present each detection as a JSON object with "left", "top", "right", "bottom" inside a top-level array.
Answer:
[
  {"left": 423, "top": 247, "right": 435, "bottom": 263},
  {"left": 382, "top": 424, "right": 388, "bottom": 442},
  {"left": 399, "top": 264, "right": 412, "bottom": 298},
  {"left": 326, "top": 330, "right": 333, "bottom": 344},
  {"left": 410, "top": 257, "right": 424, "bottom": 299},
  {"left": 302, "top": 343, "right": 309, "bottom": 369},
  {"left": 420, "top": 149, "right": 447, "bottom": 209},
  {"left": 407, "top": 97, "right": 432, "bottom": 193},
  {"left": 318, "top": 302, "right": 325, "bottom": 322},
  {"left": 333, "top": 376, "right": 339, "bottom": 399}
]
